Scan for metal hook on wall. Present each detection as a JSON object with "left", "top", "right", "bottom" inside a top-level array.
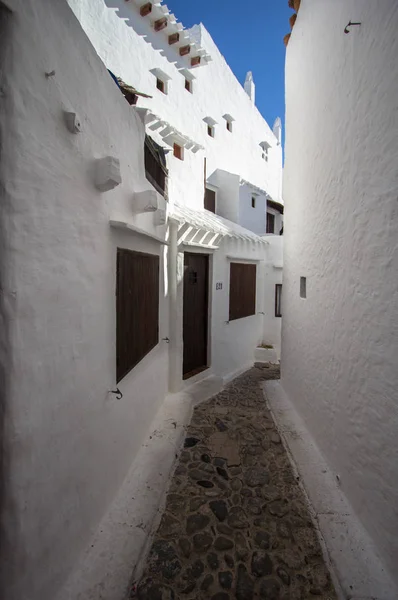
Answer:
[
  {"left": 344, "top": 20, "right": 361, "bottom": 34},
  {"left": 110, "top": 387, "right": 123, "bottom": 400}
]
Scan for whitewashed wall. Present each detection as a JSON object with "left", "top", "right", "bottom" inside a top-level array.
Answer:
[
  {"left": 67, "top": 0, "right": 283, "bottom": 214},
  {"left": 211, "top": 239, "right": 266, "bottom": 381},
  {"left": 170, "top": 237, "right": 266, "bottom": 392},
  {"left": 0, "top": 1, "right": 169, "bottom": 598},
  {"left": 238, "top": 183, "right": 268, "bottom": 235},
  {"left": 208, "top": 169, "right": 241, "bottom": 224},
  {"left": 0, "top": 0, "right": 284, "bottom": 597},
  {"left": 283, "top": 0, "right": 398, "bottom": 586}
]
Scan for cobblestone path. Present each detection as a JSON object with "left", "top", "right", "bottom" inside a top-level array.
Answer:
[{"left": 136, "top": 365, "right": 337, "bottom": 600}]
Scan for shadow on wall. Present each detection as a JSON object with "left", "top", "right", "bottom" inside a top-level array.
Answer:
[
  {"left": 104, "top": 0, "right": 194, "bottom": 70},
  {"left": 0, "top": 4, "right": 13, "bottom": 596}
]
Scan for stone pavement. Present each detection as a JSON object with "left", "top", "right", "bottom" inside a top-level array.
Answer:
[{"left": 135, "top": 365, "right": 337, "bottom": 600}]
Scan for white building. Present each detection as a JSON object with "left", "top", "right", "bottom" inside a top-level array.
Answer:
[
  {"left": 68, "top": 0, "right": 283, "bottom": 232},
  {"left": 280, "top": 0, "right": 398, "bottom": 596},
  {"left": 0, "top": 1, "right": 283, "bottom": 599},
  {"left": 67, "top": 0, "right": 285, "bottom": 380}
]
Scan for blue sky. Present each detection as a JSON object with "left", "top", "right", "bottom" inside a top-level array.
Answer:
[{"left": 165, "top": 0, "right": 292, "bottom": 145}]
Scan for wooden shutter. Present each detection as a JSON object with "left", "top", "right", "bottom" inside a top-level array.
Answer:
[
  {"left": 204, "top": 188, "right": 216, "bottom": 213},
  {"left": 116, "top": 249, "right": 159, "bottom": 382},
  {"left": 266, "top": 212, "right": 275, "bottom": 233},
  {"left": 144, "top": 135, "right": 167, "bottom": 196},
  {"left": 229, "top": 263, "right": 256, "bottom": 321}
]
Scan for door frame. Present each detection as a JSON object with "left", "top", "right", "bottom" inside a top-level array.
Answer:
[
  {"left": 168, "top": 235, "right": 215, "bottom": 392},
  {"left": 182, "top": 251, "right": 210, "bottom": 379}
]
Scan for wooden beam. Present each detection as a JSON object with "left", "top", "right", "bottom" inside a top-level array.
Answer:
[
  {"left": 168, "top": 32, "right": 180, "bottom": 45},
  {"left": 191, "top": 56, "right": 201, "bottom": 67},
  {"left": 179, "top": 45, "right": 191, "bottom": 57},
  {"left": 154, "top": 16, "right": 167, "bottom": 31},
  {"left": 140, "top": 2, "right": 152, "bottom": 17}
]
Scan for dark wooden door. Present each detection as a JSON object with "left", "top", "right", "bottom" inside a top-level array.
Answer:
[
  {"left": 183, "top": 253, "right": 209, "bottom": 378},
  {"left": 204, "top": 188, "right": 216, "bottom": 213}
]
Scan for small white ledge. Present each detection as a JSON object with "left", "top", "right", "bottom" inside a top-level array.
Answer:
[
  {"left": 203, "top": 116, "right": 218, "bottom": 126},
  {"left": 181, "top": 241, "right": 219, "bottom": 251},
  {"left": 149, "top": 68, "right": 172, "bottom": 81},
  {"left": 226, "top": 256, "right": 265, "bottom": 262},
  {"left": 109, "top": 220, "right": 169, "bottom": 245}
]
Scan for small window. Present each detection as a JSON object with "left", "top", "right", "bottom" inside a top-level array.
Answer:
[
  {"left": 229, "top": 263, "right": 256, "bottom": 321},
  {"left": 300, "top": 277, "right": 307, "bottom": 298},
  {"left": 266, "top": 212, "right": 275, "bottom": 233},
  {"left": 207, "top": 124, "right": 215, "bottom": 138},
  {"left": 251, "top": 196, "right": 256, "bottom": 208},
  {"left": 173, "top": 143, "right": 184, "bottom": 161},
  {"left": 156, "top": 77, "right": 166, "bottom": 94},
  {"left": 116, "top": 249, "right": 159, "bottom": 382},
  {"left": 275, "top": 284, "right": 282, "bottom": 317},
  {"left": 261, "top": 146, "right": 269, "bottom": 161},
  {"left": 185, "top": 78, "right": 192, "bottom": 93},
  {"left": 223, "top": 114, "right": 234, "bottom": 132}
]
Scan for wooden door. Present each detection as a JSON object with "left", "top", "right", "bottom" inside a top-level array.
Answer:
[
  {"left": 204, "top": 188, "right": 216, "bottom": 213},
  {"left": 183, "top": 253, "right": 209, "bottom": 378}
]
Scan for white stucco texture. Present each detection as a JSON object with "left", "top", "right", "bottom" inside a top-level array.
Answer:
[
  {"left": 0, "top": 1, "right": 284, "bottom": 598},
  {"left": 67, "top": 0, "right": 283, "bottom": 217},
  {"left": 283, "top": 0, "right": 398, "bottom": 587},
  {"left": 0, "top": 1, "right": 168, "bottom": 598}
]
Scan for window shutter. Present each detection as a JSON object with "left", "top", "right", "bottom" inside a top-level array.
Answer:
[
  {"left": 144, "top": 135, "right": 168, "bottom": 197},
  {"left": 266, "top": 212, "right": 275, "bottom": 234},
  {"left": 229, "top": 263, "right": 256, "bottom": 321},
  {"left": 204, "top": 188, "right": 216, "bottom": 213},
  {"left": 116, "top": 249, "right": 159, "bottom": 382}
]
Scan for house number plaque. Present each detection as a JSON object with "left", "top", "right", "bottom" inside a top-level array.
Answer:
[{"left": 216, "top": 282, "right": 223, "bottom": 290}]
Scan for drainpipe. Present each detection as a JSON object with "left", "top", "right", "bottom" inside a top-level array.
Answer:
[{"left": 168, "top": 218, "right": 179, "bottom": 393}]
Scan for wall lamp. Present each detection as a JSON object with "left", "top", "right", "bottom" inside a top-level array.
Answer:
[{"left": 344, "top": 20, "right": 361, "bottom": 34}]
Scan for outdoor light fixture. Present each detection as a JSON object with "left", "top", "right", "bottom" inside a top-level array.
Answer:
[{"left": 94, "top": 156, "right": 122, "bottom": 192}]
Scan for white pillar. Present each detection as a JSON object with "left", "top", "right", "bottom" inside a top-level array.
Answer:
[{"left": 168, "top": 219, "right": 179, "bottom": 392}]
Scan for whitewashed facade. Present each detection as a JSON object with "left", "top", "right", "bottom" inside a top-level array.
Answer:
[
  {"left": 65, "top": 0, "right": 285, "bottom": 385},
  {"left": 281, "top": 0, "right": 398, "bottom": 595},
  {"left": 0, "top": 1, "right": 283, "bottom": 599},
  {"left": 67, "top": 0, "right": 283, "bottom": 229}
]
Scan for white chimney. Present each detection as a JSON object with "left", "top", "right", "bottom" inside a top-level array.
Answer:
[
  {"left": 273, "top": 117, "right": 282, "bottom": 145},
  {"left": 244, "top": 71, "right": 255, "bottom": 104}
]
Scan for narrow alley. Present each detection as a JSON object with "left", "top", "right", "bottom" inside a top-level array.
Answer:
[{"left": 135, "top": 365, "right": 337, "bottom": 599}]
